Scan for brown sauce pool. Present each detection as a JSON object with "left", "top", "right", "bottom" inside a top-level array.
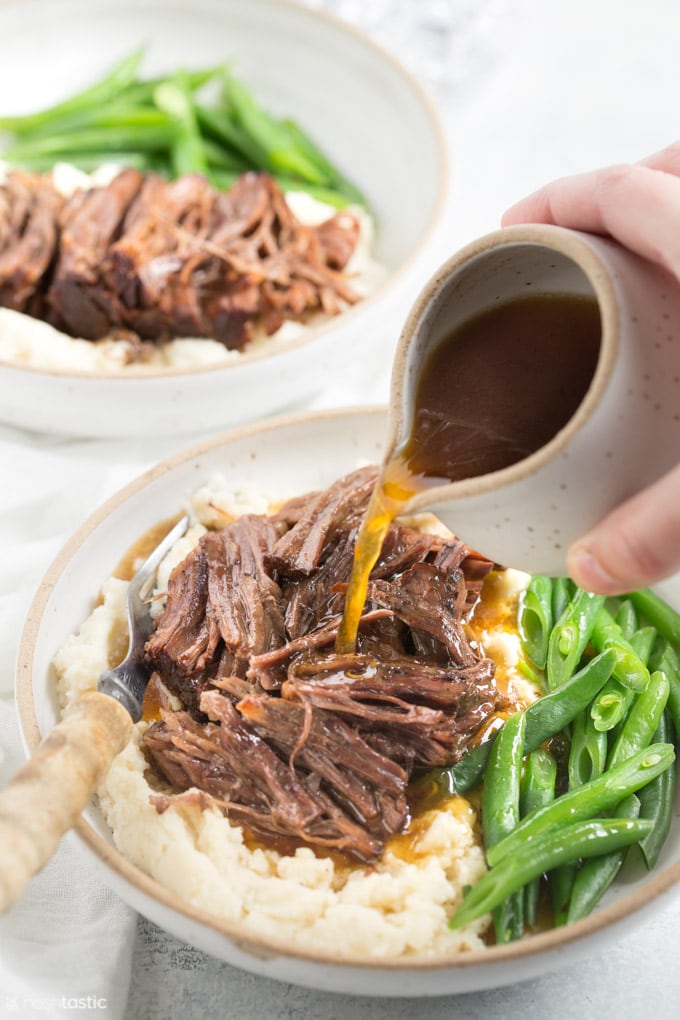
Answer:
[
  {"left": 337, "top": 293, "right": 601, "bottom": 651},
  {"left": 106, "top": 514, "right": 185, "bottom": 722},
  {"left": 112, "top": 514, "right": 185, "bottom": 583}
]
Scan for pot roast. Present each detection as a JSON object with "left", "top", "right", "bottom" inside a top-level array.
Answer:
[
  {"left": 142, "top": 468, "right": 508, "bottom": 862},
  {"left": 0, "top": 167, "right": 361, "bottom": 352}
]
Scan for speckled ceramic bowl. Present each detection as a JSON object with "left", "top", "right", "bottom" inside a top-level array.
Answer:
[
  {"left": 15, "top": 408, "right": 680, "bottom": 996},
  {"left": 0, "top": 0, "right": 447, "bottom": 437}
]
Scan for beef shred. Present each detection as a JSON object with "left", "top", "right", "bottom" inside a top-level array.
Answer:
[
  {"left": 0, "top": 168, "right": 361, "bottom": 351},
  {"left": 143, "top": 467, "right": 507, "bottom": 862}
]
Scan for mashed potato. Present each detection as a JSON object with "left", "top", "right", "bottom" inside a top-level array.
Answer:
[
  {"left": 0, "top": 163, "right": 386, "bottom": 375},
  {"left": 53, "top": 480, "right": 530, "bottom": 958}
]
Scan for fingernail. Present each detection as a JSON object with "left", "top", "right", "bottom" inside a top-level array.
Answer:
[{"left": 567, "top": 545, "right": 622, "bottom": 595}]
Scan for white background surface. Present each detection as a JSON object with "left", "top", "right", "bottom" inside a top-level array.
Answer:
[{"left": 2, "top": 0, "right": 680, "bottom": 1016}]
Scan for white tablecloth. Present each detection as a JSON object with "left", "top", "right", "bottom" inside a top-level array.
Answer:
[{"left": 2, "top": 1, "right": 680, "bottom": 1016}]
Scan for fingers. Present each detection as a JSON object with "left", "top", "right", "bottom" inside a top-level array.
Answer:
[
  {"left": 502, "top": 163, "right": 680, "bottom": 278},
  {"left": 501, "top": 139, "right": 680, "bottom": 230},
  {"left": 566, "top": 463, "right": 680, "bottom": 595},
  {"left": 639, "top": 140, "right": 680, "bottom": 176},
  {"left": 504, "top": 143, "right": 680, "bottom": 596}
]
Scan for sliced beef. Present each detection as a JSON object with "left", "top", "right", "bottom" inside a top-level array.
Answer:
[
  {"left": 315, "top": 211, "right": 361, "bottom": 271},
  {"left": 145, "top": 698, "right": 324, "bottom": 834},
  {"left": 47, "top": 168, "right": 145, "bottom": 337},
  {"left": 365, "top": 562, "right": 479, "bottom": 666},
  {"left": 202, "top": 515, "right": 284, "bottom": 655},
  {"left": 246, "top": 607, "right": 392, "bottom": 689},
  {"left": 143, "top": 466, "right": 507, "bottom": 861},
  {"left": 103, "top": 173, "right": 219, "bottom": 342},
  {"left": 268, "top": 465, "right": 378, "bottom": 576},
  {"left": 0, "top": 171, "right": 63, "bottom": 315},
  {"left": 145, "top": 514, "right": 286, "bottom": 705},
  {"left": 143, "top": 543, "right": 214, "bottom": 710},
  {"left": 0, "top": 168, "right": 362, "bottom": 349},
  {"left": 281, "top": 652, "right": 499, "bottom": 766}
]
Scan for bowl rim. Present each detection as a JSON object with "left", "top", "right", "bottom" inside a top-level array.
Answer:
[
  {"left": 0, "top": 0, "right": 449, "bottom": 382},
  {"left": 15, "top": 405, "right": 680, "bottom": 971}
]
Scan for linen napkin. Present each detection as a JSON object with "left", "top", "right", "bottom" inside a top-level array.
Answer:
[{"left": 0, "top": 423, "right": 183, "bottom": 1020}]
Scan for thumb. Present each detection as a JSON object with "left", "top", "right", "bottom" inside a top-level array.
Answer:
[{"left": 566, "top": 462, "right": 680, "bottom": 595}]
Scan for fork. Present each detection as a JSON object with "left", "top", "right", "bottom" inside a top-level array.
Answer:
[
  {"left": 98, "top": 513, "right": 190, "bottom": 721},
  {"left": 0, "top": 513, "right": 190, "bottom": 914}
]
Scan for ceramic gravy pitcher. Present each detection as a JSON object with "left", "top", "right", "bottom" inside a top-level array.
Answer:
[{"left": 386, "top": 223, "right": 680, "bottom": 575}]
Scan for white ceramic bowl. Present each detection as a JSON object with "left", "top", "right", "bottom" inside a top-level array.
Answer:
[
  {"left": 0, "top": 0, "right": 447, "bottom": 438},
  {"left": 16, "top": 408, "right": 680, "bottom": 996}
]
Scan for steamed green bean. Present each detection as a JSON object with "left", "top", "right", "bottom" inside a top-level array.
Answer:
[
  {"left": 0, "top": 49, "right": 366, "bottom": 207},
  {"left": 520, "top": 750, "right": 557, "bottom": 927},
  {"left": 487, "top": 742, "right": 674, "bottom": 867},
  {"left": 451, "top": 818, "right": 653, "bottom": 930},
  {"left": 482, "top": 712, "right": 526, "bottom": 942},
  {"left": 566, "top": 794, "right": 641, "bottom": 923},
  {"left": 546, "top": 590, "right": 605, "bottom": 689},
  {"left": 519, "top": 575, "right": 553, "bottom": 669}
]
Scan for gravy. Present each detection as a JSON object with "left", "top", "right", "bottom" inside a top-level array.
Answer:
[{"left": 336, "top": 293, "right": 601, "bottom": 651}]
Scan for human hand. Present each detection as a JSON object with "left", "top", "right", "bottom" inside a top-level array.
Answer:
[{"left": 502, "top": 142, "right": 680, "bottom": 595}]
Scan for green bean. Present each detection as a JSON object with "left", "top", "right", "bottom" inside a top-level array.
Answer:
[
  {"left": 450, "top": 817, "right": 653, "bottom": 930},
  {"left": 0, "top": 151, "right": 155, "bottom": 174},
  {"left": 590, "top": 607, "right": 650, "bottom": 692},
  {"left": 7, "top": 104, "right": 176, "bottom": 142},
  {"left": 590, "top": 679, "right": 633, "bottom": 732},
  {"left": 547, "top": 590, "right": 605, "bottom": 689},
  {"left": 637, "top": 710, "right": 676, "bottom": 870},
  {"left": 153, "top": 78, "right": 209, "bottom": 177},
  {"left": 203, "top": 138, "right": 250, "bottom": 173},
  {"left": 566, "top": 794, "right": 641, "bottom": 923},
  {"left": 115, "top": 67, "right": 221, "bottom": 108},
  {"left": 591, "top": 625, "right": 658, "bottom": 733},
  {"left": 630, "top": 625, "right": 658, "bottom": 665},
  {"left": 520, "top": 750, "right": 558, "bottom": 818},
  {"left": 195, "top": 102, "right": 267, "bottom": 167},
  {"left": 279, "top": 116, "right": 366, "bottom": 206},
  {"left": 486, "top": 742, "right": 674, "bottom": 867},
  {"left": 523, "top": 649, "right": 616, "bottom": 750},
  {"left": 432, "top": 649, "right": 616, "bottom": 796},
  {"left": 552, "top": 577, "right": 574, "bottom": 623},
  {"left": 520, "top": 750, "right": 557, "bottom": 927},
  {"left": 550, "top": 862, "right": 578, "bottom": 927},
  {"left": 199, "top": 95, "right": 363, "bottom": 205},
  {"left": 3, "top": 124, "right": 176, "bottom": 162},
  {"left": 629, "top": 588, "right": 680, "bottom": 647},
  {"left": 564, "top": 634, "right": 671, "bottom": 919},
  {"left": 553, "top": 706, "right": 607, "bottom": 924},
  {"left": 224, "top": 75, "right": 327, "bottom": 185},
  {"left": 607, "top": 671, "right": 670, "bottom": 769},
  {"left": 650, "top": 639, "right": 680, "bottom": 739},
  {"left": 568, "top": 711, "right": 607, "bottom": 786},
  {"left": 615, "top": 600, "right": 638, "bottom": 640},
  {"left": 432, "top": 740, "right": 493, "bottom": 798},
  {"left": 482, "top": 711, "right": 526, "bottom": 847},
  {"left": 206, "top": 169, "right": 240, "bottom": 193},
  {"left": 0, "top": 50, "right": 366, "bottom": 207},
  {"left": 271, "top": 176, "right": 354, "bottom": 208},
  {"left": 482, "top": 712, "right": 526, "bottom": 942},
  {"left": 519, "top": 575, "right": 553, "bottom": 669},
  {"left": 0, "top": 48, "right": 145, "bottom": 135}
]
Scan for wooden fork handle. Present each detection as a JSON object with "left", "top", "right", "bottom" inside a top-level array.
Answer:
[{"left": 0, "top": 691, "right": 133, "bottom": 914}]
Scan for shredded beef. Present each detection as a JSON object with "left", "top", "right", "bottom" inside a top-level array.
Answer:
[
  {"left": 143, "top": 467, "right": 505, "bottom": 862},
  {"left": 0, "top": 168, "right": 362, "bottom": 351}
]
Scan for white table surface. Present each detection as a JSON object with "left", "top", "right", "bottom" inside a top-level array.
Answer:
[{"left": 4, "top": 0, "right": 680, "bottom": 1016}]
